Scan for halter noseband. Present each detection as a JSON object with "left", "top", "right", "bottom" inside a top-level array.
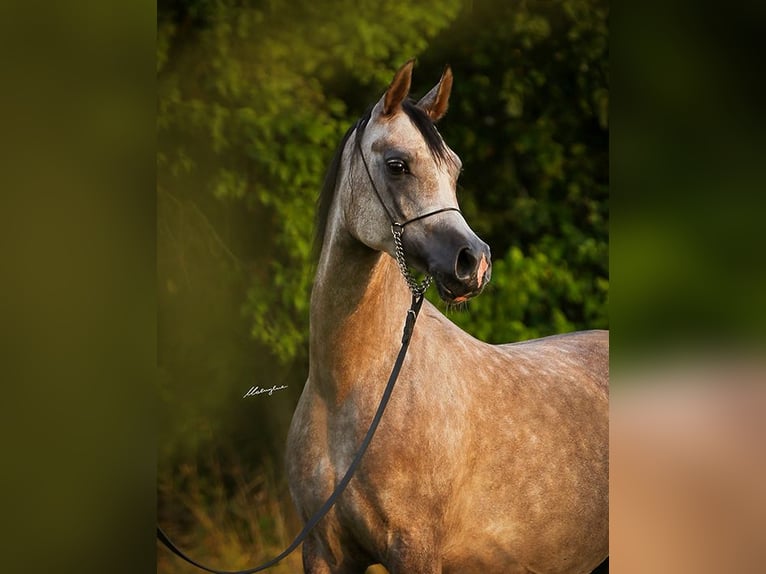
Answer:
[{"left": 354, "top": 123, "right": 461, "bottom": 297}]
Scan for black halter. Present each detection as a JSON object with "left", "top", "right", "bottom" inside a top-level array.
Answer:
[{"left": 353, "top": 121, "right": 462, "bottom": 296}]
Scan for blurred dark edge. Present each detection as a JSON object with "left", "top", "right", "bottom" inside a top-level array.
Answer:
[
  {"left": 0, "top": 0, "right": 156, "bottom": 573},
  {"left": 611, "top": 0, "right": 766, "bottom": 368},
  {"left": 611, "top": 0, "right": 766, "bottom": 572}
]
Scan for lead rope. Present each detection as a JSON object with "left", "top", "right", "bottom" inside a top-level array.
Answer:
[
  {"left": 159, "top": 121, "right": 453, "bottom": 572},
  {"left": 157, "top": 293, "right": 426, "bottom": 574}
]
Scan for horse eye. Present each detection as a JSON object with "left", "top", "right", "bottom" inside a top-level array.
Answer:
[{"left": 385, "top": 158, "right": 408, "bottom": 175}]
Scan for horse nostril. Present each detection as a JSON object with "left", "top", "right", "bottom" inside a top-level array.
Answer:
[{"left": 455, "top": 247, "right": 478, "bottom": 281}]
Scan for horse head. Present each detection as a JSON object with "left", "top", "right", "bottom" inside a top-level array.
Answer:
[{"left": 346, "top": 60, "right": 492, "bottom": 303}]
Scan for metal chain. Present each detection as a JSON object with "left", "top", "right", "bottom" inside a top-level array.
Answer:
[{"left": 392, "top": 224, "right": 432, "bottom": 297}]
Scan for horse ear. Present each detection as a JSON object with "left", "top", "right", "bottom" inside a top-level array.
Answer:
[
  {"left": 416, "top": 66, "right": 453, "bottom": 122},
  {"left": 383, "top": 59, "right": 415, "bottom": 116}
]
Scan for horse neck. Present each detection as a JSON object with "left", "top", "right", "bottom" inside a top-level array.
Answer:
[{"left": 309, "top": 228, "right": 412, "bottom": 403}]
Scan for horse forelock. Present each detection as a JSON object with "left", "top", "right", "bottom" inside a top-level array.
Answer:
[{"left": 400, "top": 99, "right": 455, "bottom": 167}]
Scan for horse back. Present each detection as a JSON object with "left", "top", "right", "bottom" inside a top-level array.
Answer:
[{"left": 500, "top": 328, "right": 609, "bottom": 395}]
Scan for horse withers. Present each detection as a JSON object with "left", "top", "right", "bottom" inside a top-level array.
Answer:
[{"left": 286, "top": 60, "right": 609, "bottom": 574}]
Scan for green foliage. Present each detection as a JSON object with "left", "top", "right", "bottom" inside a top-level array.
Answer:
[
  {"left": 422, "top": 0, "right": 609, "bottom": 341},
  {"left": 158, "top": 0, "right": 608, "bottom": 453},
  {"left": 159, "top": 0, "right": 463, "bottom": 364},
  {"left": 157, "top": 2, "right": 609, "bottom": 553}
]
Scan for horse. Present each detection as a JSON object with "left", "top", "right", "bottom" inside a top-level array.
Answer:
[{"left": 286, "top": 60, "right": 609, "bottom": 574}]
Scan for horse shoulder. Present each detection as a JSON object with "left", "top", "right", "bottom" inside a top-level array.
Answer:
[{"left": 286, "top": 378, "right": 334, "bottom": 519}]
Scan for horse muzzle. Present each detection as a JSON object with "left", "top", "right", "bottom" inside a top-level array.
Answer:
[
  {"left": 432, "top": 241, "right": 492, "bottom": 304},
  {"left": 398, "top": 211, "right": 492, "bottom": 303}
]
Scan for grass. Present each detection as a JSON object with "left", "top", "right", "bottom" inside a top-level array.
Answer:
[
  {"left": 157, "top": 453, "right": 303, "bottom": 574},
  {"left": 157, "top": 451, "right": 390, "bottom": 574}
]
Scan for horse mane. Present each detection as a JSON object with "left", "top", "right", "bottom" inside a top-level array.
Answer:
[
  {"left": 312, "top": 108, "right": 371, "bottom": 262},
  {"left": 313, "top": 99, "right": 453, "bottom": 261}
]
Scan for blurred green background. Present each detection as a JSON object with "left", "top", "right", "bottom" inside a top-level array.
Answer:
[{"left": 157, "top": 0, "right": 607, "bottom": 570}]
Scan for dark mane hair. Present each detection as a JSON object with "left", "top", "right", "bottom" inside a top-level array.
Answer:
[
  {"left": 312, "top": 99, "right": 453, "bottom": 261},
  {"left": 312, "top": 107, "right": 371, "bottom": 261},
  {"left": 400, "top": 99, "right": 452, "bottom": 164}
]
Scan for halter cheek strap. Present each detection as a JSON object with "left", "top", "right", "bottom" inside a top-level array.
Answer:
[{"left": 354, "top": 125, "right": 461, "bottom": 296}]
